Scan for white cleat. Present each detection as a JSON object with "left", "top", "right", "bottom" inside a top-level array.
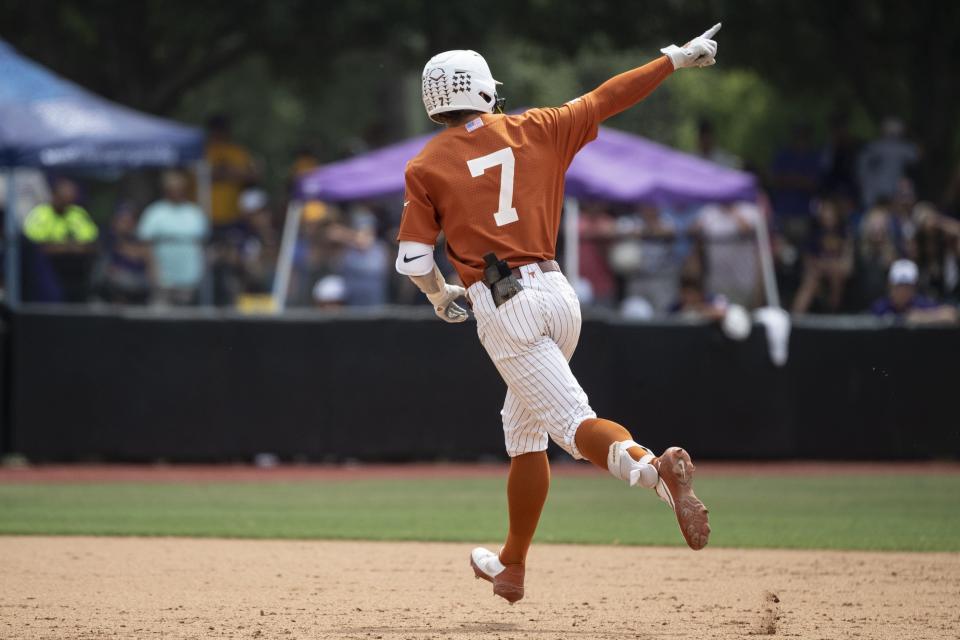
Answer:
[
  {"left": 652, "top": 447, "right": 711, "bottom": 550},
  {"left": 469, "top": 547, "right": 525, "bottom": 604}
]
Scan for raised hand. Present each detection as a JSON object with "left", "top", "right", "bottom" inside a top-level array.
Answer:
[{"left": 661, "top": 23, "right": 721, "bottom": 69}]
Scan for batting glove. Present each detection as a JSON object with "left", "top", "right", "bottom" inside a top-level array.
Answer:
[
  {"left": 427, "top": 284, "right": 469, "bottom": 323},
  {"left": 661, "top": 23, "right": 721, "bottom": 69}
]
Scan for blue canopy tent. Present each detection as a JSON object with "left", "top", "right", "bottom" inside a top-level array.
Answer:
[{"left": 0, "top": 38, "right": 206, "bottom": 303}]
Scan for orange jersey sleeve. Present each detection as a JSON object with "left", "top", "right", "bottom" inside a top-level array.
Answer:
[
  {"left": 397, "top": 163, "right": 441, "bottom": 245},
  {"left": 584, "top": 55, "right": 674, "bottom": 122},
  {"left": 504, "top": 55, "right": 673, "bottom": 171}
]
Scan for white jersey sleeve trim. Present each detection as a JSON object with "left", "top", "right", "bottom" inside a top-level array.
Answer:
[{"left": 395, "top": 241, "right": 436, "bottom": 276}]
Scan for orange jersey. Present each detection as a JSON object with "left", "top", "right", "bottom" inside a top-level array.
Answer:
[{"left": 397, "top": 55, "right": 674, "bottom": 287}]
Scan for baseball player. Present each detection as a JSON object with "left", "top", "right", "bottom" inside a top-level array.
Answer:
[{"left": 396, "top": 24, "right": 721, "bottom": 604}]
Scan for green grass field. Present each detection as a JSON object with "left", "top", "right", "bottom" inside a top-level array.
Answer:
[{"left": 1, "top": 474, "right": 958, "bottom": 551}]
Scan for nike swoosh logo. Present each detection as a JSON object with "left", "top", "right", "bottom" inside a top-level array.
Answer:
[
  {"left": 403, "top": 253, "right": 428, "bottom": 263},
  {"left": 403, "top": 201, "right": 410, "bottom": 207}
]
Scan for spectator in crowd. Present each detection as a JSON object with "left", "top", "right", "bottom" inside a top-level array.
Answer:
[
  {"left": 287, "top": 146, "right": 321, "bottom": 193},
  {"left": 853, "top": 206, "right": 900, "bottom": 309},
  {"left": 912, "top": 201, "right": 960, "bottom": 299},
  {"left": 289, "top": 201, "right": 341, "bottom": 305},
  {"left": 769, "top": 123, "right": 820, "bottom": 228},
  {"left": 137, "top": 171, "right": 209, "bottom": 305},
  {"left": 312, "top": 274, "right": 346, "bottom": 308},
  {"left": 337, "top": 206, "right": 389, "bottom": 306},
  {"left": 692, "top": 201, "right": 761, "bottom": 307},
  {"left": 695, "top": 118, "right": 742, "bottom": 169},
  {"left": 669, "top": 271, "right": 727, "bottom": 321},
  {"left": 210, "top": 188, "right": 273, "bottom": 305},
  {"left": 289, "top": 201, "right": 377, "bottom": 306},
  {"left": 769, "top": 124, "right": 821, "bottom": 292},
  {"left": 577, "top": 201, "right": 618, "bottom": 306},
  {"left": 857, "top": 117, "right": 919, "bottom": 209},
  {"left": 888, "top": 177, "right": 919, "bottom": 257},
  {"left": 236, "top": 188, "right": 280, "bottom": 295},
  {"left": 791, "top": 199, "right": 853, "bottom": 313},
  {"left": 22, "top": 177, "right": 98, "bottom": 302},
  {"left": 819, "top": 111, "right": 861, "bottom": 201},
  {"left": 205, "top": 114, "right": 258, "bottom": 230},
  {"left": 93, "top": 202, "right": 151, "bottom": 304},
  {"left": 870, "top": 259, "right": 958, "bottom": 324},
  {"left": 942, "top": 162, "right": 960, "bottom": 219},
  {"left": 612, "top": 204, "right": 679, "bottom": 312}
]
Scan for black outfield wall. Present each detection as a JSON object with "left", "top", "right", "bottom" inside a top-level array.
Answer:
[{"left": 7, "top": 307, "right": 960, "bottom": 461}]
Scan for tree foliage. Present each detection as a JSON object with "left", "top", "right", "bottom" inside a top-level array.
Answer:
[{"left": 1, "top": 0, "right": 957, "bottom": 192}]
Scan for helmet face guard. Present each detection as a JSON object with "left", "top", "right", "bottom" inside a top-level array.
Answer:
[{"left": 422, "top": 50, "right": 503, "bottom": 122}]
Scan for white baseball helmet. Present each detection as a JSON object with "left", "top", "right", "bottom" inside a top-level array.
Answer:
[{"left": 421, "top": 50, "right": 502, "bottom": 123}]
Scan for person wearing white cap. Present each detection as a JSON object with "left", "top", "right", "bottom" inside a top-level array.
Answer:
[
  {"left": 870, "top": 259, "right": 958, "bottom": 324},
  {"left": 312, "top": 274, "right": 346, "bottom": 308}
]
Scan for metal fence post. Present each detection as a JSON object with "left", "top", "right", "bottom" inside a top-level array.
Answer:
[
  {"left": 563, "top": 196, "right": 580, "bottom": 288},
  {"left": 271, "top": 201, "right": 303, "bottom": 312}
]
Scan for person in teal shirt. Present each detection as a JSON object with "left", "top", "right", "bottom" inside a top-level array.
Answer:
[{"left": 137, "top": 171, "right": 209, "bottom": 305}]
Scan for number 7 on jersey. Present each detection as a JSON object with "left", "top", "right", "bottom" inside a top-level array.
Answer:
[{"left": 467, "top": 147, "right": 519, "bottom": 227}]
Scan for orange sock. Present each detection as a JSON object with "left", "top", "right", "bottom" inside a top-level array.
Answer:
[
  {"left": 499, "top": 451, "right": 550, "bottom": 566},
  {"left": 574, "top": 417, "right": 650, "bottom": 469}
]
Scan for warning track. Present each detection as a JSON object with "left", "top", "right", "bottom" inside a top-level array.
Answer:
[{"left": 1, "top": 461, "right": 957, "bottom": 484}]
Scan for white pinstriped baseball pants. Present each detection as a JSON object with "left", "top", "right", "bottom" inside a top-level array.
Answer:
[{"left": 468, "top": 263, "right": 596, "bottom": 459}]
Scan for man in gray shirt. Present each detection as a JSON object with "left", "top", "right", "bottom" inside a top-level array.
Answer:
[{"left": 857, "top": 117, "right": 919, "bottom": 208}]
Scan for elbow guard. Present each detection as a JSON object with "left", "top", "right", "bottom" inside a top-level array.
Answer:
[{"left": 395, "top": 241, "right": 436, "bottom": 276}]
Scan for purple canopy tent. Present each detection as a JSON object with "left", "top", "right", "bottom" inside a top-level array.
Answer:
[
  {"left": 280, "top": 122, "right": 776, "bottom": 310},
  {"left": 296, "top": 124, "right": 756, "bottom": 204}
]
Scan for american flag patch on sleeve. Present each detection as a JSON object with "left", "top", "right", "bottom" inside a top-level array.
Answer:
[{"left": 465, "top": 117, "right": 485, "bottom": 133}]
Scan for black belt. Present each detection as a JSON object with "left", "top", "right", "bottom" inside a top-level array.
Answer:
[
  {"left": 482, "top": 255, "right": 562, "bottom": 308},
  {"left": 510, "top": 260, "right": 560, "bottom": 279}
]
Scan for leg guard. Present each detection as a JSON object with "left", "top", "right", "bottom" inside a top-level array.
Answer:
[{"left": 607, "top": 440, "right": 659, "bottom": 488}]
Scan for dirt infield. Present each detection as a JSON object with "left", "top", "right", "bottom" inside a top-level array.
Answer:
[
  {"left": 1, "top": 537, "right": 957, "bottom": 640},
  {"left": 1, "top": 460, "right": 958, "bottom": 483}
]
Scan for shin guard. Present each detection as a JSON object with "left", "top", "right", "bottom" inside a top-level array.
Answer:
[{"left": 607, "top": 440, "right": 658, "bottom": 488}]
